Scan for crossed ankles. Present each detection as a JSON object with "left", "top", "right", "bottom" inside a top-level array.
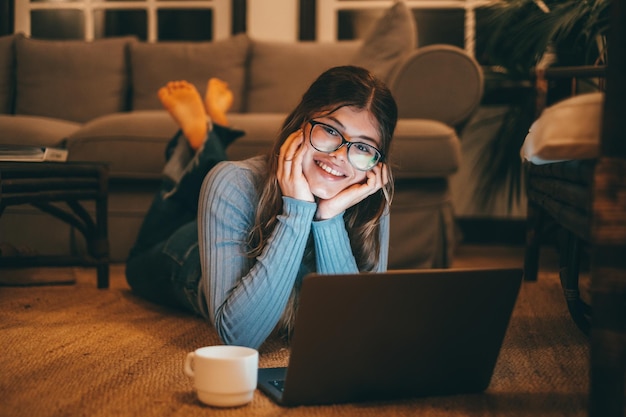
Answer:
[{"left": 158, "top": 79, "right": 234, "bottom": 151}]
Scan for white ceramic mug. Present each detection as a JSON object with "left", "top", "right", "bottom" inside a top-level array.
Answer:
[{"left": 184, "top": 345, "right": 258, "bottom": 408}]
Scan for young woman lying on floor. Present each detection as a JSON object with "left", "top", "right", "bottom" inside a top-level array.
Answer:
[{"left": 126, "top": 66, "right": 397, "bottom": 349}]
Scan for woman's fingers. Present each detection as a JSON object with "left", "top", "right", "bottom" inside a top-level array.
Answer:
[
  {"left": 381, "top": 163, "right": 389, "bottom": 187},
  {"left": 365, "top": 163, "right": 385, "bottom": 194},
  {"left": 278, "top": 130, "right": 302, "bottom": 177},
  {"left": 279, "top": 130, "right": 303, "bottom": 160},
  {"left": 277, "top": 129, "right": 314, "bottom": 202}
]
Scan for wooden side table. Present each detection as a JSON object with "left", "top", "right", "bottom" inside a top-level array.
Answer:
[{"left": 0, "top": 161, "right": 110, "bottom": 288}]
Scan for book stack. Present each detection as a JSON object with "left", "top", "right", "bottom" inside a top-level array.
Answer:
[{"left": 0, "top": 145, "right": 68, "bottom": 162}]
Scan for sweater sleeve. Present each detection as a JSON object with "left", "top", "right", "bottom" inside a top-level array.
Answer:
[
  {"left": 197, "top": 160, "right": 316, "bottom": 349},
  {"left": 311, "top": 209, "right": 390, "bottom": 274}
]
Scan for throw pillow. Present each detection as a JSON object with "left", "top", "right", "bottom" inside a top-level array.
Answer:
[
  {"left": 349, "top": 0, "right": 417, "bottom": 83},
  {"left": 129, "top": 34, "right": 250, "bottom": 113},
  {"left": 247, "top": 40, "right": 358, "bottom": 113},
  {"left": 15, "top": 34, "right": 134, "bottom": 123},
  {"left": 521, "top": 92, "right": 603, "bottom": 164}
]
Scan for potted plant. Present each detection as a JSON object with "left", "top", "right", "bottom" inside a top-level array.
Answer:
[{"left": 475, "top": 0, "right": 610, "bottom": 211}]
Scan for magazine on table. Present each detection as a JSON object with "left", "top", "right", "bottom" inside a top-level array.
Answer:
[{"left": 0, "top": 145, "right": 68, "bottom": 162}]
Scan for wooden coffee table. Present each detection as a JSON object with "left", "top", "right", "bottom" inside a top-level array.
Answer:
[{"left": 0, "top": 161, "right": 110, "bottom": 288}]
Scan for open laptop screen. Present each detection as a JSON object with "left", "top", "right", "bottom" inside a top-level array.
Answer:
[{"left": 258, "top": 268, "right": 522, "bottom": 406}]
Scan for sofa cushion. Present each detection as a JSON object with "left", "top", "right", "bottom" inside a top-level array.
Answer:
[
  {"left": 521, "top": 92, "right": 603, "bottom": 164},
  {"left": 349, "top": 0, "right": 417, "bottom": 83},
  {"left": 246, "top": 41, "right": 358, "bottom": 113},
  {"left": 0, "top": 115, "right": 80, "bottom": 147},
  {"left": 66, "top": 111, "right": 177, "bottom": 179},
  {"left": 129, "top": 34, "right": 250, "bottom": 113},
  {"left": 391, "top": 119, "right": 460, "bottom": 179},
  {"left": 226, "top": 113, "right": 287, "bottom": 160},
  {"left": 0, "top": 34, "right": 15, "bottom": 114},
  {"left": 14, "top": 34, "right": 133, "bottom": 123},
  {"left": 227, "top": 113, "right": 459, "bottom": 179}
]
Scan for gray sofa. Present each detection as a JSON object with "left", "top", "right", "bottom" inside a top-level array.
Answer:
[{"left": 0, "top": 31, "right": 483, "bottom": 269}]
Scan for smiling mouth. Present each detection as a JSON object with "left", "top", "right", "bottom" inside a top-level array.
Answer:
[{"left": 316, "top": 160, "right": 345, "bottom": 177}]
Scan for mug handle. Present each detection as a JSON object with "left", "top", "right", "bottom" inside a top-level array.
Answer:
[{"left": 184, "top": 352, "right": 195, "bottom": 378}]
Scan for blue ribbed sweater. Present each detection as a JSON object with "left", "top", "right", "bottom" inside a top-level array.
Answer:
[{"left": 196, "top": 156, "right": 389, "bottom": 349}]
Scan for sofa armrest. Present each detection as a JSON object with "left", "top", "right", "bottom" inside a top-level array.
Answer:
[{"left": 388, "top": 44, "right": 484, "bottom": 127}]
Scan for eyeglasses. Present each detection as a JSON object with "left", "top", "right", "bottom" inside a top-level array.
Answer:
[{"left": 307, "top": 120, "right": 383, "bottom": 171}]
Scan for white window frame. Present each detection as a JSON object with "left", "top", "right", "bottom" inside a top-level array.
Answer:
[
  {"left": 316, "top": 0, "right": 493, "bottom": 57},
  {"left": 14, "top": 0, "right": 231, "bottom": 42}
]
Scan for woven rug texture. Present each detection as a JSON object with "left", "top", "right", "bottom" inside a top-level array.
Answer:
[{"left": 0, "top": 264, "right": 590, "bottom": 417}]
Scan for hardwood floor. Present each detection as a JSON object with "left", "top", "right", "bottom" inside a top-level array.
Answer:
[
  {"left": 452, "top": 244, "right": 526, "bottom": 269},
  {"left": 0, "top": 243, "right": 562, "bottom": 286},
  {"left": 452, "top": 243, "right": 560, "bottom": 271}
]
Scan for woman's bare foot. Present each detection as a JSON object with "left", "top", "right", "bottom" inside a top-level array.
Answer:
[
  {"left": 204, "top": 78, "right": 233, "bottom": 127},
  {"left": 158, "top": 80, "right": 208, "bottom": 150}
]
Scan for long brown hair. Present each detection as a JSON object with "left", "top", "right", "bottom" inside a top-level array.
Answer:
[
  {"left": 248, "top": 65, "right": 397, "bottom": 271},
  {"left": 249, "top": 66, "right": 398, "bottom": 337}
]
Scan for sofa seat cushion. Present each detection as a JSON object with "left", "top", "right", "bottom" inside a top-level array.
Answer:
[
  {"left": 521, "top": 92, "right": 603, "bottom": 165},
  {"left": 67, "top": 112, "right": 288, "bottom": 181},
  {"left": 226, "top": 113, "right": 286, "bottom": 161},
  {"left": 229, "top": 114, "right": 459, "bottom": 179},
  {"left": 63, "top": 111, "right": 460, "bottom": 182},
  {"left": 66, "top": 111, "right": 177, "bottom": 180},
  {"left": 129, "top": 34, "right": 250, "bottom": 113},
  {"left": 0, "top": 115, "right": 80, "bottom": 147},
  {"left": 391, "top": 119, "right": 460, "bottom": 179},
  {"left": 14, "top": 34, "right": 134, "bottom": 123},
  {"left": 246, "top": 40, "right": 358, "bottom": 113}
]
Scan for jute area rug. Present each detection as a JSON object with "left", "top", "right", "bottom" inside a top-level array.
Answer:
[{"left": 1, "top": 263, "right": 589, "bottom": 417}]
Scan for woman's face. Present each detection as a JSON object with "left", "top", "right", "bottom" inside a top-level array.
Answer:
[{"left": 301, "top": 106, "right": 381, "bottom": 200}]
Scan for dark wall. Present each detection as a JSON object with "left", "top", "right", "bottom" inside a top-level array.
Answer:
[
  {"left": 232, "top": 0, "right": 246, "bottom": 35},
  {"left": 299, "top": 0, "right": 315, "bottom": 40},
  {"left": 0, "top": 0, "right": 14, "bottom": 36}
]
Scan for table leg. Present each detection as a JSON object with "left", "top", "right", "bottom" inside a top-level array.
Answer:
[{"left": 95, "top": 166, "right": 109, "bottom": 289}]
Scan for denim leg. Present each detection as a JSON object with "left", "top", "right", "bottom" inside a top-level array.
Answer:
[
  {"left": 126, "top": 221, "right": 203, "bottom": 314},
  {"left": 128, "top": 129, "right": 228, "bottom": 258},
  {"left": 125, "top": 126, "right": 237, "bottom": 312},
  {"left": 163, "top": 127, "right": 238, "bottom": 211},
  {"left": 127, "top": 187, "right": 195, "bottom": 259}
]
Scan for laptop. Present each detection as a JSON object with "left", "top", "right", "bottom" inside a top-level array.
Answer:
[{"left": 257, "top": 267, "right": 522, "bottom": 406}]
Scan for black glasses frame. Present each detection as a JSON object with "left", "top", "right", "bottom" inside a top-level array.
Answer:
[{"left": 307, "top": 120, "right": 384, "bottom": 171}]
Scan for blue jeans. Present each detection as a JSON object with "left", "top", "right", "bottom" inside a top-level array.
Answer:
[{"left": 125, "top": 125, "right": 243, "bottom": 314}]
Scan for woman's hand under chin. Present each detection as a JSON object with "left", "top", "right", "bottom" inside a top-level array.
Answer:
[
  {"left": 277, "top": 130, "right": 315, "bottom": 203},
  {"left": 315, "top": 163, "right": 388, "bottom": 220}
]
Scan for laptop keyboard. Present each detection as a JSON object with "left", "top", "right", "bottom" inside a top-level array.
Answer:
[{"left": 269, "top": 379, "right": 285, "bottom": 392}]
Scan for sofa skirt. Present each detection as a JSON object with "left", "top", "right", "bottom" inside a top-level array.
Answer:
[
  {"left": 389, "top": 178, "right": 456, "bottom": 269},
  {"left": 0, "top": 178, "right": 456, "bottom": 270}
]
